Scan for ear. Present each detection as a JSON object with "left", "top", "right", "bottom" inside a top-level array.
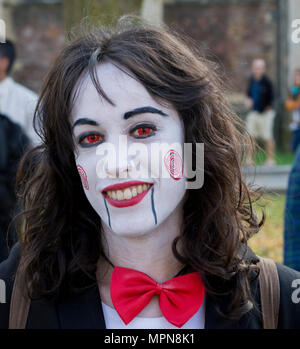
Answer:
[{"left": 0, "top": 57, "right": 9, "bottom": 73}]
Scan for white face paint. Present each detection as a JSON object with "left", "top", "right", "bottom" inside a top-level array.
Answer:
[{"left": 71, "top": 61, "right": 186, "bottom": 237}]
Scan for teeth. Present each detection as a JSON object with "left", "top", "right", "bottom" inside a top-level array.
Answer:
[
  {"left": 124, "top": 188, "right": 132, "bottom": 200},
  {"left": 131, "top": 186, "right": 137, "bottom": 197},
  {"left": 116, "top": 190, "right": 124, "bottom": 200},
  {"left": 106, "top": 184, "right": 151, "bottom": 201}
]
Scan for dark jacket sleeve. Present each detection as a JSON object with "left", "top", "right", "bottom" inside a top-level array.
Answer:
[
  {"left": 276, "top": 262, "right": 300, "bottom": 329},
  {"left": 283, "top": 145, "right": 300, "bottom": 270},
  {"left": 0, "top": 243, "right": 20, "bottom": 328},
  {"left": 247, "top": 77, "right": 252, "bottom": 98},
  {"left": 264, "top": 76, "right": 274, "bottom": 109}
]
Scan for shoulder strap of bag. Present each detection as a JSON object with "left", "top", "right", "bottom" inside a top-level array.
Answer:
[
  {"left": 258, "top": 256, "right": 280, "bottom": 329},
  {"left": 9, "top": 265, "right": 31, "bottom": 329}
]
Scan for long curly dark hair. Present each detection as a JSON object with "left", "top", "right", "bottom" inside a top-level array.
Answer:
[{"left": 14, "top": 16, "right": 264, "bottom": 320}]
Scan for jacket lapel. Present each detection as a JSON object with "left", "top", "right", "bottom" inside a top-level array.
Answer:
[
  {"left": 204, "top": 294, "right": 239, "bottom": 329},
  {"left": 57, "top": 285, "right": 106, "bottom": 329}
]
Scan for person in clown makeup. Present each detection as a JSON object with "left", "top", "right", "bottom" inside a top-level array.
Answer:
[{"left": 0, "top": 16, "right": 299, "bottom": 330}]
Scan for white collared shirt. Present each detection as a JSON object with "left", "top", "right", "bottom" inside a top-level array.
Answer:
[
  {"left": 0, "top": 77, "right": 39, "bottom": 144},
  {"left": 101, "top": 297, "right": 206, "bottom": 329}
]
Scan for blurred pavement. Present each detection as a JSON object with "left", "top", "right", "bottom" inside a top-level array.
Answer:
[{"left": 242, "top": 165, "right": 291, "bottom": 193}]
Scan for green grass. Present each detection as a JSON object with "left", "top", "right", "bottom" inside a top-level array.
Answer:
[
  {"left": 248, "top": 194, "right": 285, "bottom": 263},
  {"left": 254, "top": 151, "right": 294, "bottom": 166}
]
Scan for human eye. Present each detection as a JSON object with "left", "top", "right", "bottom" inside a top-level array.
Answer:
[
  {"left": 78, "top": 132, "right": 104, "bottom": 147},
  {"left": 129, "top": 123, "right": 157, "bottom": 139}
]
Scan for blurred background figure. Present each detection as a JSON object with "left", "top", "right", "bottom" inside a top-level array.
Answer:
[
  {"left": 283, "top": 143, "right": 300, "bottom": 272},
  {"left": 0, "top": 113, "right": 30, "bottom": 262},
  {"left": 245, "top": 58, "right": 276, "bottom": 166},
  {"left": 0, "top": 40, "right": 38, "bottom": 145},
  {"left": 285, "top": 68, "right": 300, "bottom": 153}
]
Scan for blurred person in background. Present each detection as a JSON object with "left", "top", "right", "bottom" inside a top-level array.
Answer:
[
  {"left": 283, "top": 142, "right": 300, "bottom": 272},
  {"left": 284, "top": 69, "right": 300, "bottom": 272},
  {"left": 245, "top": 58, "right": 275, "bottom": 166},
  {"left": 0, "top": 113, "right": 30, "bottom": 262},
  {"left": 285, "top": 68, "right": 300, "bottom": 153},
  {"left": 0, "top": 40, "right": 39, "bottom": 145}
]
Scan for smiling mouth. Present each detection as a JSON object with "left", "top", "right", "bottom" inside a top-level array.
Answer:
[{"left": 102, "top": 181, "right": 153, "bottom": 208}]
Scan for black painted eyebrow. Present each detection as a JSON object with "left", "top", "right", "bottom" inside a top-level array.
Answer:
[
  {"left": 72, "top": 118, "right": 100, "bottom": 129},
  {"left": 123, "top": 106, "right": 168, "bottom": 120}
]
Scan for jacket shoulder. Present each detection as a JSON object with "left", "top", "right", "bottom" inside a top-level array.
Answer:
[
  {"left": 262, "top": 75, "right": 273, "bottom": 87},
  {"left": 0, "top": 243, "right": 21, "bottom": 328},
  {"left": 276, "top": 262, "right": 300, "bottom": 328}
]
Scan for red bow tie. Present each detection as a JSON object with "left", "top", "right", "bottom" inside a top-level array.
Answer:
[{"left": 110, "top": 266, "right": 205, "bottom": 328}]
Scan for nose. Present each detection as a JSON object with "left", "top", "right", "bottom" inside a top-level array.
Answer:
[
  {"left": 98, "top": 135, "right": 134, "bottom": 179},
  {"left": 105, "top": 157, "right": 133, "bottom": 178}
]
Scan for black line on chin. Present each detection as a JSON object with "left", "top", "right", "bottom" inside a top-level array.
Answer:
[
  {"left": 103, "top": 196, "right": 111, "bottom": 228},
  {"left": 151, "top": 187, "right": 157, "bottom": 225}
]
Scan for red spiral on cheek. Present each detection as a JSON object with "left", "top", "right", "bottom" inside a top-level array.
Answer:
[
  {"left": 77, "top": 165, "right": 89, "bottom": 190},
  {"left": 163, "top": 149, "right": 183, "bottom": 180}
]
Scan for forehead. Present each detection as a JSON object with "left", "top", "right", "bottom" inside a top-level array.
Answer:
[{"left": 71, "top": 62, "right": 169, "bottom": 121}]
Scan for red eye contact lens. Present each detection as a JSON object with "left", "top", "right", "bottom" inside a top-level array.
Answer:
[
  {"left": 137, "top": 127, "right": 152, "bottom": 136},
  {"left": 86, "top": 135, "right": 101, "bottom": 143}
]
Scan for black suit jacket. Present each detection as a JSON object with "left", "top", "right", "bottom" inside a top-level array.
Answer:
[
  {"left": 0, "top": 114, "right": 30, "bottom": 263},
  {"left": 0, "top": 243, "right": 300, "bottom": 329}
]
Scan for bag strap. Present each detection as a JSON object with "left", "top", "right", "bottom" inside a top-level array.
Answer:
[
  {"left": 258, "top": 256, "right": 280, "bottom": 329},
  {"left": 9, "top": 265, "right": 31, "bottom": 329}
]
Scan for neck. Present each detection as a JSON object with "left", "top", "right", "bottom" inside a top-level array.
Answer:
[{"left": 97, "top": 204, "right": 185, "bottom": 285}]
